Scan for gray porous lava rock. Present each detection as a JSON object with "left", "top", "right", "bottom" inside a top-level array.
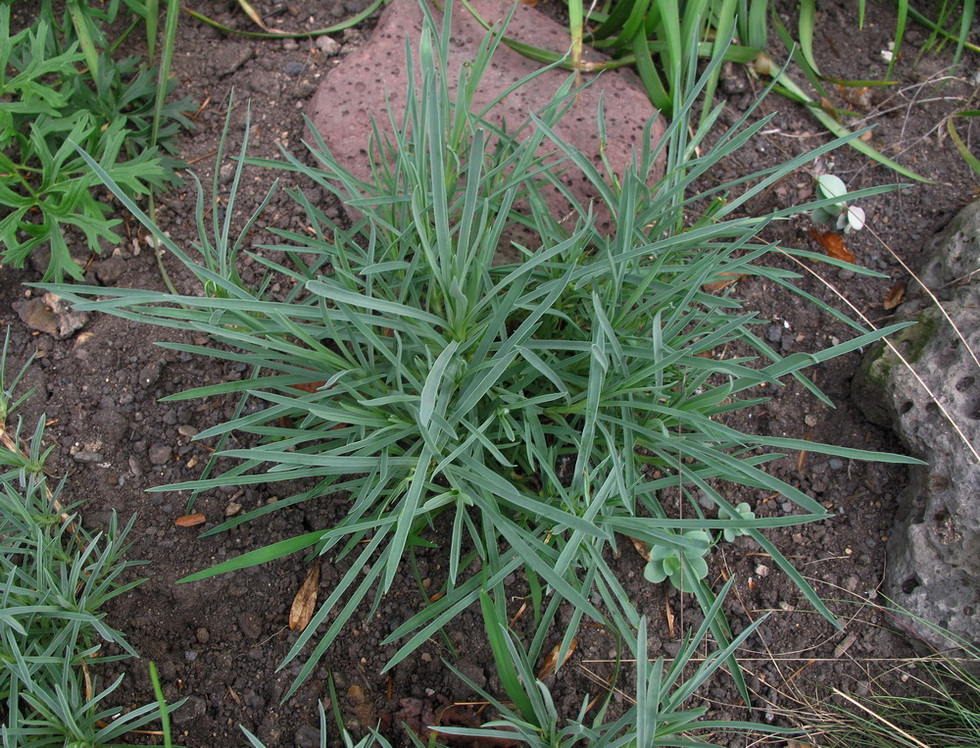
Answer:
[
  {"left": 308, "top": 0, "right": 665, "bottom": 245},
  {"left": 853, "top": 199, "right": 980, "bottom": 653}
]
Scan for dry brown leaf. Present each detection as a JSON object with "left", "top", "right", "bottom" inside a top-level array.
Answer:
[
  {"left": 289, "top": 564, "right": 321, "bottom": 632},
  {"left": 628, "top": 535, "right": 650, "bottom": 562},
  {"left": 702, "top": 272, "right": 746, "bottom": 293},
  {"left": 883, "top": 278, "right": 907, "bottom": 310},
  {"left": 436, "top": 705, "right": 522, "bottom": 746},
  {"left": 808, "top": 229, "right": 855, "bottom": 263},
  {"left": 292, "top": 380, "right": 326, "bottom": 393},
  {"left": 81, "top": 658, "right": 93, "bottom": 702},
  {"left": 175, "top": 513, "right": 206, "bottom": 527},
  {"left": 536, "top": 638, "right": 577, "bottom": 679},
  {"left": 819, "top": 96, "right": 841, "bottom": 122},
  {"left": 236, "top": 0, "right": 289, "bottom": 34},
  {"left": 665, "top": 597, "right": 676, "bottom": 639}
]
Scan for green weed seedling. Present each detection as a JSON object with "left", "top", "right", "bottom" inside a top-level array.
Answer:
[
  {"left": 811, "top": 174, "right": 867, "bottom": 234},
  {"left": 644, "top": 530, "right": 712, "bottom": 593},
  {"left": 48, "top": 0, "right": 920, "bottom": 709},
  {"left": 718, "top": 501, "right": 755, "bottom": 543},
  {"left": 0, "top": 2, "right": 191, "bottom": 281}
]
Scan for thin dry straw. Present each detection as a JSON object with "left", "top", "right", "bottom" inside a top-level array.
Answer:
[
  {"left": 776, "top": 248, "right": 980, "bottom": 465},
  {"left": 866, "top": 223, "right": 980, "bottom": 373},
  {"left": 831, "top": 688, "right": 933, "bottom": 748}
]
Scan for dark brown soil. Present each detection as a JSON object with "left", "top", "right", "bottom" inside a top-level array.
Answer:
[{"left": 3, "top": 0, "right": 978, "bottom": 745}]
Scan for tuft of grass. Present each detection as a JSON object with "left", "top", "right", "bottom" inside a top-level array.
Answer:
[
  {"left": 0, "top": 332, "right": 183, "bottom": 746},
  {"left": 784, "top": 602, "right": 980, "bottom": 748},
  {"left": 438, "top": 580, "right": 795, "bottom": 746},
  {"left": 47, "top": 0, "right": 919, "bottom": 709}
]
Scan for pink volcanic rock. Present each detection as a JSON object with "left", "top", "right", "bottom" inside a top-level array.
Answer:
[{"left": 308, "top": 0, "right": 666, "bottom": 238}]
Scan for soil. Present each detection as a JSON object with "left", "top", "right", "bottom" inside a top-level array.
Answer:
[{"left": 3, "top": 0, "right": 978, "bottom": 746}]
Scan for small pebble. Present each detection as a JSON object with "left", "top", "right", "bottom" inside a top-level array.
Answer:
[
  {"left": 316, "top": 35, "right": 341, "bottom": 55},
  {"left": 178, "top": 424, "right": 200, "bottom": 438},
  {"left": 137, "top": 362, "right": 162, "bottom": 388},
  {"left": 148, "top": 443, "right": 171, "bottom": 465},
  {"left": 196, "top": 627, "right": 210, "bottom": 644},
  {"left": 284, "top": 61, "right": 305, "bottom": 76},
  {"left": 72, "top": 451, "right": 104, "bottom": 464}
]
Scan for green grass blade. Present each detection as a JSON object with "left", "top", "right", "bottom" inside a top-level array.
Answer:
[
  {"left": 177, "top": 531, "right": 324, "bottom": 582},
  {"left": 948, "top": 111, "right": 980, "bottom": 175}
]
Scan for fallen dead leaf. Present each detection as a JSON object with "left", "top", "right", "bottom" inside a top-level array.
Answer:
[
  {"left": 174, "top": 513, "right": 206, "bottom": 527},
  {"left": 536, "top": 638, "right": 577, "bottom": 679},
  {"left": 819, "top": 96, "right": 841, "bottom": 122},
  {"left": 292, "top": 380, "right": 326, "bottom": 393},
  {"left": 289, "top": 564, "right": 321, "bottom": 632},
  {"left": 702, "top": 272, "right": 746, "bottom": 293},
  {"left": 435, "top": 705, "right": 522, "bottom": 747},
  {"left": 346, "top": 684, "right": 376, "bottom": 729},
  {"left": 883, "top": 278, "right": 907, "bottom": 310},
  {"left": 628, "top": 535, "right": 651, "bottom": 562},
  {"left": 808, "top": 229, "right": 855, "bottom": 263}
]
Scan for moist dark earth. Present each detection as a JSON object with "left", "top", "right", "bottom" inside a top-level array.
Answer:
[{"left": 3, "top": 0, "right": 979, "bottom": 745}]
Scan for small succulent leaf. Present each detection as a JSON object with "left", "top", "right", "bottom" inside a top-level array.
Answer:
[
  {"left": 846, "top": 205, "right": 866, "bottom": 232},
  {"left": 811, "top": 206, "right": 835, "bottom": 224},
  {"left": 816, "top": 173, "right": 847, "bottom": 199},
  {"left": 644, "top": 561, "right": 667, "bottom": 584}
]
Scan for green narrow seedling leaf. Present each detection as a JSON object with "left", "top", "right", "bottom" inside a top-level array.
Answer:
[
  {"left": 178, "top": 531, "right": 325, "bottom": 582},
  {"left": 479, "top": 590, "right": 537, "bottom": 722},
  {"left": 948, "top": 111, "right": 980, "bottom": 175}
]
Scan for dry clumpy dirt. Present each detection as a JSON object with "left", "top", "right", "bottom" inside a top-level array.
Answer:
[{"left": 3, "top": 0, "right": 979, "bottom": 745}]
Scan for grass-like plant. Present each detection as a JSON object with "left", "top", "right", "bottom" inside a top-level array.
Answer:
[
  {"left": 439, "top": 581, "right": 793, "bottom": 746},
  {"left": 464, "top": 0, "right": 979, "bottom": 181},
  {"left": 790, "top": 603, "right": 980, "bottom": 747},
  {"left": 49, "top": 0, "right": 918, "bottom": 706},
  {"left": 0, "top": 335, "right": 182, "bottom": 746},
  {"left": 0, "top": 1, "right": 192, "bottom": 281}
]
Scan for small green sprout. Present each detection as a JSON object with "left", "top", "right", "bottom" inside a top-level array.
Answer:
[
  {"left": 644, "top": 530, "right": 712, "bottom": 593},
  {"left": 812, "top": 173, "right": 866, "bottom": 233},
  {"left": 719, "top": 501, "right": 756, "bottom": 542}
]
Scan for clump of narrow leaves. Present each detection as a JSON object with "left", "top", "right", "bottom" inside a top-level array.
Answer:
[
  {"left": 0, "top": 4, "right": 192, "bottom": 281},
  {"left": 0, "top": 334, "right": 182, "bottom": 745},
  {"left": 49, "top": 0, "right": 916, "bottom": 703}
]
